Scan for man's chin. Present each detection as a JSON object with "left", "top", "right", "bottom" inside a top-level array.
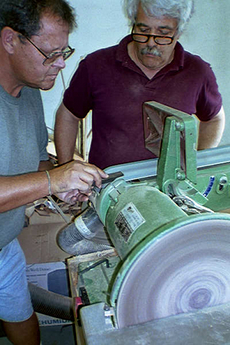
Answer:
[
  {"left": 40, "top": 80, "right": 56, "bottom": 91},
  {"left": 134, "top": 50, "right": 161, "bottom": 71},
  {"left": 142, "top": 59, "right": 162, "bottom": 70}
]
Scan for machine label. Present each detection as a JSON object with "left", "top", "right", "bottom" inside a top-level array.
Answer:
[{"left": 115, "top": 202, "right": 146, "bottom": 242}]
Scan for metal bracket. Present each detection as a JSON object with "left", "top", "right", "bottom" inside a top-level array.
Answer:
[{"left": 143, "top": 101, "right": 207, "bottom": 204}]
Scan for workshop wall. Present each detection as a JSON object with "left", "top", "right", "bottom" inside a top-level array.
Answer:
[{"left": 41, "top": 0, "right": 230, "bottom": 147}]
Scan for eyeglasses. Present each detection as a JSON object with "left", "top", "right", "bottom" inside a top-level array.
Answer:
[
  {"left": 22, "top": 35, "right": 75, "bottom": 66},
  {"left": 131, "top": 25, "right": 175, "bottom": 45}
]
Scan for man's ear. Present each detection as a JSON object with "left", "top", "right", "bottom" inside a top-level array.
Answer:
[{"left": 1, "top": 27, "right": 18, "bottom": 54}]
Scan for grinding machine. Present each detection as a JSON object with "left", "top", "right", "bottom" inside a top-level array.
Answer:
[{"left": 58, "top": 101, "right": 230, "bottom": 344}]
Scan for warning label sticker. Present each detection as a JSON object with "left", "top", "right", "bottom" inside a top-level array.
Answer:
[{"left": 115, "top": 202, "right": 146, "bottom": 242}]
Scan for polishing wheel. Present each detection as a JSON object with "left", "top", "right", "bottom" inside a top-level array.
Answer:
[{"left": 111, "top": 217, "right": 230, "bottom": 328}]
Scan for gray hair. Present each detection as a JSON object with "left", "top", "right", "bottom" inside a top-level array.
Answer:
[{"left": 123, "top": 0, "right": 194, "bottom": 34}]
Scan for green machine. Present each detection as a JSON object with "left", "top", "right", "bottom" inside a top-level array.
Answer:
[{"left": 58, "top": 101, "right": 230, "bottom": 344}]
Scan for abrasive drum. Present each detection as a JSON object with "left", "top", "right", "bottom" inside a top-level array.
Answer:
[{"left": 114, "top": 218, "right": 230, "bottom": 328}]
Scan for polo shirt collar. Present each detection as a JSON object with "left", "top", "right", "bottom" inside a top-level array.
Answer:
[{"left": 116, "top": 34, "right": 185, "bottom": 76}]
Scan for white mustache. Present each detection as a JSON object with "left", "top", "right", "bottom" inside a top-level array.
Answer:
[{"left": 141, "top": 47, "right": 162, "bottom": 57}]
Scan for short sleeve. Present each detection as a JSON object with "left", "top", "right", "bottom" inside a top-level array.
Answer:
[
  {"left": 63, "top": 58, "right": 93, "bottom": 119},
  {"left": 196, "top": 64, "right": 222, "bottom": 122}
]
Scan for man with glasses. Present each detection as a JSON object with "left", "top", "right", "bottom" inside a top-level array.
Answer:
[
  {"left": 22, "top": 35, "right": 75, "bottom": 67},
  {"left": 55, "top": 0, "right": 225, "bottom": 171},
  {"left": 0, "top": 1, "right": 108, "bottom": 344}
]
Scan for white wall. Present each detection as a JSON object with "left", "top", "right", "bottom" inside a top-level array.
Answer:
[
  {"left": 42, "top": 0, "right": 128, "bottom": 135},
  {"left": 179, "top": 1, "right": 230, "bottom": 146},
  {"left": 42, "top": 0, "right": 230, "bottom": 146}
]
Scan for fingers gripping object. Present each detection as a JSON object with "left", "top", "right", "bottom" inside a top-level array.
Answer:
[{"left": 56, "top": 173, "right": 123, "bottom": 255}]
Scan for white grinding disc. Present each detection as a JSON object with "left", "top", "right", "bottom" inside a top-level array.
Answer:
[{"left": 115, "top": 218, "right": 230, "bottom": 328}]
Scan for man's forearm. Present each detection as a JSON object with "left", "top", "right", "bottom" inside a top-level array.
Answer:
[
  {"left": 0, "top": 172, "right": 50, "bottom": 212},
  {"left": 54, "top": 102, "right": 80, "bottom": 164},
  {"left": 198, "top": 106, "right": 225, "bottom": 150},
  {"left": 55, "top": 121, "right": 79, "bottom": 164},
  {"left": 0, "top": 160, "right": 108, "bottom": 212}
]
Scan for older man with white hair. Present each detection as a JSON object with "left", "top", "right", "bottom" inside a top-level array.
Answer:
[{"left": 55, "top": 0, "right": 225, "bottom": 170}]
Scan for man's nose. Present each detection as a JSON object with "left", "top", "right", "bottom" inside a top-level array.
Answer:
[
  {"left": 146, "top": 36, "right": 157, "bottom": 47},
  {"left": 52, "top": 56, "right": 66, "bottom": 69}
]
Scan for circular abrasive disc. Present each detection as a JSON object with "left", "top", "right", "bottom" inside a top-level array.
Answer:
[{"left": 115, "top": 218, "right": 230, "bottom": 328}]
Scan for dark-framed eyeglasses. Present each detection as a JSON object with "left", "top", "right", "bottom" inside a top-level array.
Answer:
[
  {"left": 131, "top": 25, "right": 175, "bottom": 45},
  {"left": 22, "top": 35, "right": 75, "bottom": 66}
]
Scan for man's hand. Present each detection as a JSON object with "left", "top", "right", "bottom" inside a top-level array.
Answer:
[
  {"left": 56, "top": 189, "right": 89, "bottom": 204},
  {"left": 49, "top": 160, "right": 108, "bottom": 203}
]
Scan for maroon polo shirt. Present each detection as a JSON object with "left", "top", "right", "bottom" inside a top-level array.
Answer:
[{"left": 64, "top": 35, "right": 222, "bottom": 169}]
